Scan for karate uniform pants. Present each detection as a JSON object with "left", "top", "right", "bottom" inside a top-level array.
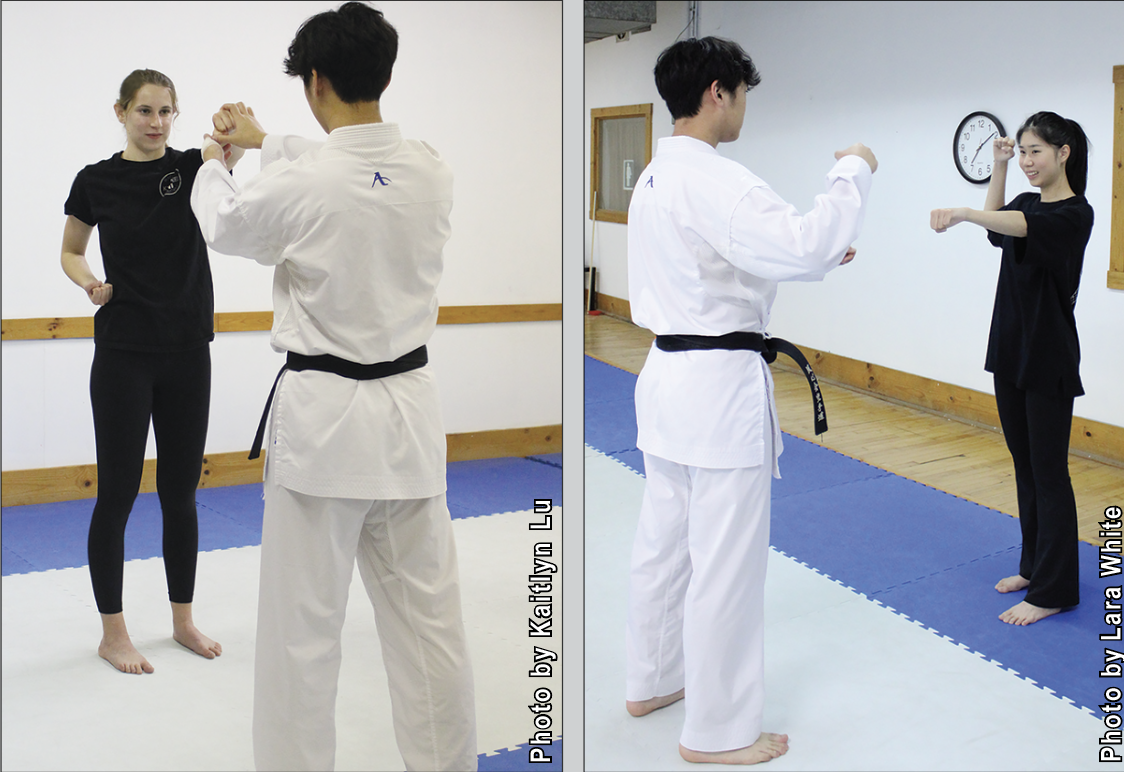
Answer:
[
  {"left": 253, "top": 477, "right": 477, "bottom": 772},
  {"left": 626, "top": 449, "right": 773, "bottom": 753}
]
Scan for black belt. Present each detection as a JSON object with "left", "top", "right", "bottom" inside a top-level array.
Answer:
[
  {"left": 655, "top": 332, "right": 828, "bottom": 436},
  {"left": 248, "top": 345, "right": 428, "bottom": 460}
]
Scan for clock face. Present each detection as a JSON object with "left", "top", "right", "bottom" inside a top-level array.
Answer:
[{"left": 954, "top": 112, "right": 1006, "bottom": 184}]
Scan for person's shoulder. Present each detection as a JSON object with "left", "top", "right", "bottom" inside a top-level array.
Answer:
[
  {"left": 74, "top": 153, "right": 122, "bottom": 178},
  {"left": 1066, "top": 194, "right": 1094, "bottom": 227},
  {"left": 399, "top": 138, "right": 449, "bottom": 166},
  {"left": 163, "top": 146, "right": 203, "bottom": 170},
  {"left": 164, "top": 146, "right": 198, "bottom": 161},
  {"left": 1066, "top": 194, "right": 1093, "bottom": 213}
]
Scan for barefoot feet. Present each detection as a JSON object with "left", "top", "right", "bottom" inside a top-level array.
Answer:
[
  {"left": 999, "top": 600, "right": 1061, "bottom": 626},
  {"left": 627, "top": 688, "right": 684, "bottom": 717},
  {"left": 995, "top": 574, "right": 1030, "bottom": 593},
  {"left": 98, "top": 634, "right": 154, "bottom": 675},
  {"left": 170, "top": 602, "right": 222, "bottom": 659},
  {"left": 173, "top": 623, "right": 223, "bottom": 659},
  {"left": 98, "top": 612, "right": 154, "bottom": 675},
  {"left": 680, "top": 733, "right": 790, "bottom": 765}
]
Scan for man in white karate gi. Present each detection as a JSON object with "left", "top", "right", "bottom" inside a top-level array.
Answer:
[
  {"left": 625, "top": 37, "right": 877, "bottom": 765},
  {"left": 189, "top": 3, "right": 476, "bottom": 770}
]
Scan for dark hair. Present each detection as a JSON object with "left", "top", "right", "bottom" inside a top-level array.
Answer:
[
  {"left": 116, "top": 69, "right": 178, "bottom": 115},
  {"left": 654, "top": 37, "right": 761, "bottom": 120},
  {"left": 283, "top": 1, "right": 398, "bottom": 103},
  {"left": 1016, "top": 111, "right": 1090, "bottom": 196}
]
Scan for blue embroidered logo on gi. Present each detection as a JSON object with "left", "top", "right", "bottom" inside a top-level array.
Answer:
[
  {"left": 371, "top": 172, "right": 391, "bottom": 187},
  {"left": 644, "top": 176, "right": 654, "bottom": 188},
  {"left": 159, "top": 170, "right": 182, "bottom": 197}
]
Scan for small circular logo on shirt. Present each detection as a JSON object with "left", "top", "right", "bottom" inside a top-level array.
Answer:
[{"left": 160, "top": 170, "right": 182, "bottom": 197}]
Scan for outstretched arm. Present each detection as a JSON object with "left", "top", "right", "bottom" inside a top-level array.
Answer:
[
  {"left": 931, "top": 136, "right": 1025, "bottom": 237},
  {"left": 930, "top": 207, "right": 1027, "bottom": 238}
]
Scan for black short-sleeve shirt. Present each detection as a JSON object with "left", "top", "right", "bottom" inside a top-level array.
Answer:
[
  {"left": 65, "top": 148, "right": 214, "bottom": 352},
  {"left": 985, "top": 192, "right": 1093, "bottom": 398}
]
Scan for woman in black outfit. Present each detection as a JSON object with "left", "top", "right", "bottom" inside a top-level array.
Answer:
[
  {"left": 60, "top": 70, "right": 239, "bottom": 673},
  {"left": 931, "top": 111, "right": 1093, "bottom": 626}
]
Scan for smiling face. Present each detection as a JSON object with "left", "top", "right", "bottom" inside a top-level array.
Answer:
[
  {"left": 115, "top": 83, "right": 175, "bottom": 161},
  {"left": 1018, "top": 130, "right": 1069, "bottom": 190}
]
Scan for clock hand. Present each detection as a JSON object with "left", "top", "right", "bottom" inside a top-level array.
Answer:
[{"left": 971, "top": 131, "right": 998, "bottom": 164}]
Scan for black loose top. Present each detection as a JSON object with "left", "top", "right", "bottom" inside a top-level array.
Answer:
[
  {"left": 65, "top": 148, "right": 214, "bottom": 352},
  {"left": 985, "top": 192, "right": 1093, "bottom": 398}
]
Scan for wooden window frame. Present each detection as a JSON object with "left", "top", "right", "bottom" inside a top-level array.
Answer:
[
  {"left": 1109, "top": 65, "right": 1124, "bottom": 290},
  {"left": 590, "top": 104, "right": 653, "bottom": 225}
]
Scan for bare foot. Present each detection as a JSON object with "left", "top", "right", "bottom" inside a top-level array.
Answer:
[
  {"left": 680, "top": 733, "right": 790, "bottom": 765},
  {"left": 170, "top": 602, "right": 222, "bottom": 659},
  {"left": 1000, "top": 600, "right": 1061, "bottom": 626},
  {"left": 627, "top": 688, "right": 684, "bottom": 717},
  {"left": 173, "top": 624, "right": 223, "bottom": 659},
  {"left": 98, "top": 635, "right": 154, "bottom": 675},
  {"left": 995, "top": 574, "right": 1030, "bottom": 593}
]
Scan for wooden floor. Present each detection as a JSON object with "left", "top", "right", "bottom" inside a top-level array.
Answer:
[{"left": 585, "top": 313, "right": 1124, "bottom": 547}]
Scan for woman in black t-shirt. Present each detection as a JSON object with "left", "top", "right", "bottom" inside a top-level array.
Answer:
[
  {"left": 931, "top": 111, "right": 1093, "bottom": 626},
  {"left": 61, "top": 69, "right": 238, "bottom": 674}
]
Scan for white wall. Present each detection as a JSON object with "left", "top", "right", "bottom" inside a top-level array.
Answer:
[
  {"left": 585, "top": 0, "right": 1124, "bottom": 428},
  {"left": 1, "top": 0, "right": 561, "bottom": 471}
]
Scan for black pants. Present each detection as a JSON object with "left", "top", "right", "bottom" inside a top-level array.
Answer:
[
  {"left": 993, "top": 374, "right": 1080, "bottom": 609},
  {"left": 88, "top": 345, "right": 210, "bottom": 615}
]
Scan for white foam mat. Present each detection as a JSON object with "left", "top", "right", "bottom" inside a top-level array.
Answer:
[
  {"left": 584, "top": 446, "right": 1100, "bottom": 771},
  {"left": 2, "top": 508, "right": 561, "bottom": 771}
]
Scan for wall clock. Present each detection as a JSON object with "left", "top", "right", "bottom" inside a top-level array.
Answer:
[{"left": 954, "top": 111, "right": 1006, "bottom": 184}]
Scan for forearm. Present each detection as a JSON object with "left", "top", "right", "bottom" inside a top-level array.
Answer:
[
  {"left": 964, "top": 208, "right": 1027, "bottom": 238},
  {"left": 226, "top": 144, "right": 247, "bottom": 169},
  {"left": 983, "top": 162, "right": 1008, "bottom": 212},
  {"left": 61, "top": 251, "right": 100, "bottom": 289}
]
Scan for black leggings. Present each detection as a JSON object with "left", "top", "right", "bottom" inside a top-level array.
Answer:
[
  {"left": 88, "top": 345, "right": 210, "bottom": 615},
  {"left": 993, "top": 375, "right": 1080, "bottom": 609}
]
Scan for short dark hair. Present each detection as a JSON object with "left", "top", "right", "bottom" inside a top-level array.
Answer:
[
  {"left": 283, "top": 1, "right": 398, "bottom": 103},
  {"left": 1017, "top": 111, "right": 1091, "bottom": 197},
  {"left": 654, "top": 37, "right": 761, "bottom": 120}
]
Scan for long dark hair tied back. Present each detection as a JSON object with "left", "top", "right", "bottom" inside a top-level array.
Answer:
[{"left": 1016, "top": 111, "right": 1090, "bottom": 196}]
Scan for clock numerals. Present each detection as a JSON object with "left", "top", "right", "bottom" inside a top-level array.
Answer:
[{"left": 954, "top": 112, "right": 1006, "bottom": 184}]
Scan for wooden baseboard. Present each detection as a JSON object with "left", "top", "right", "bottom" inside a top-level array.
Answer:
[
  {"left": 0, "top": 305, "right": 562, "bottom": 341},
  {"left": 1, "top": 424, "right": 561, "bottom": 508},
  {"left": 592, "top": 292, "right": 1123, "bottom": 466}
]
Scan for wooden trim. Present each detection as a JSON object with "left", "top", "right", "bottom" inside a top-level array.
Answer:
[
  {"left": 0, "top": 424, "right": 561, "bottom": 508},
  {"left": 0, "top": 304, "right": 562, "bottom": 342},
  {"left": 593, "top": 291, "right": 1123, "bottom": 465},
  {"left": 1, "top": 316, "right": 94, "bottom": 340},
  {"left": 772, "top": 348, "right": 1124, "bottom": 466},
  {"left": 214, "top": 311, "right": 272, "bottom": 333},
  {"left": 591, "top": 292, "right": 632, "bottom": 320},
  {"left": 436, "top": 304, "right": 561, "bottom": 325},
  {"left": 1110, "top": 64, "right": 1124, "bottom": 290},
  {"left": 590, "top": 103, "right": 653, "bottom": 224}
]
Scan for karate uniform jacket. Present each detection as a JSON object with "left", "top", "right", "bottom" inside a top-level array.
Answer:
[
  {"left": 191, "top": 123, "right": 452, "bottom": 500},
  {"left": 627, "top": 136, "right": 871, "bottom": 473}
]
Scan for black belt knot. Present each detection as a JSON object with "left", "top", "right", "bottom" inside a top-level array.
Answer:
[
  {"left": 248, "top": 345, "right": 428, "bottom": 460},
  {"left": 655, "top": 333, "right": 828, "bottom": 435}
]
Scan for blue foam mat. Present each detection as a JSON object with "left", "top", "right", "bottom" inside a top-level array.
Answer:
[
  {"left": 1, "top": 455, "right": 562, "bottom": 576},
  {"left": 478, "top": 738, "right": 561, "bottom": 771},
  {"left": 585, "top": 355, "right": 1114, "bottom": 718}
]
